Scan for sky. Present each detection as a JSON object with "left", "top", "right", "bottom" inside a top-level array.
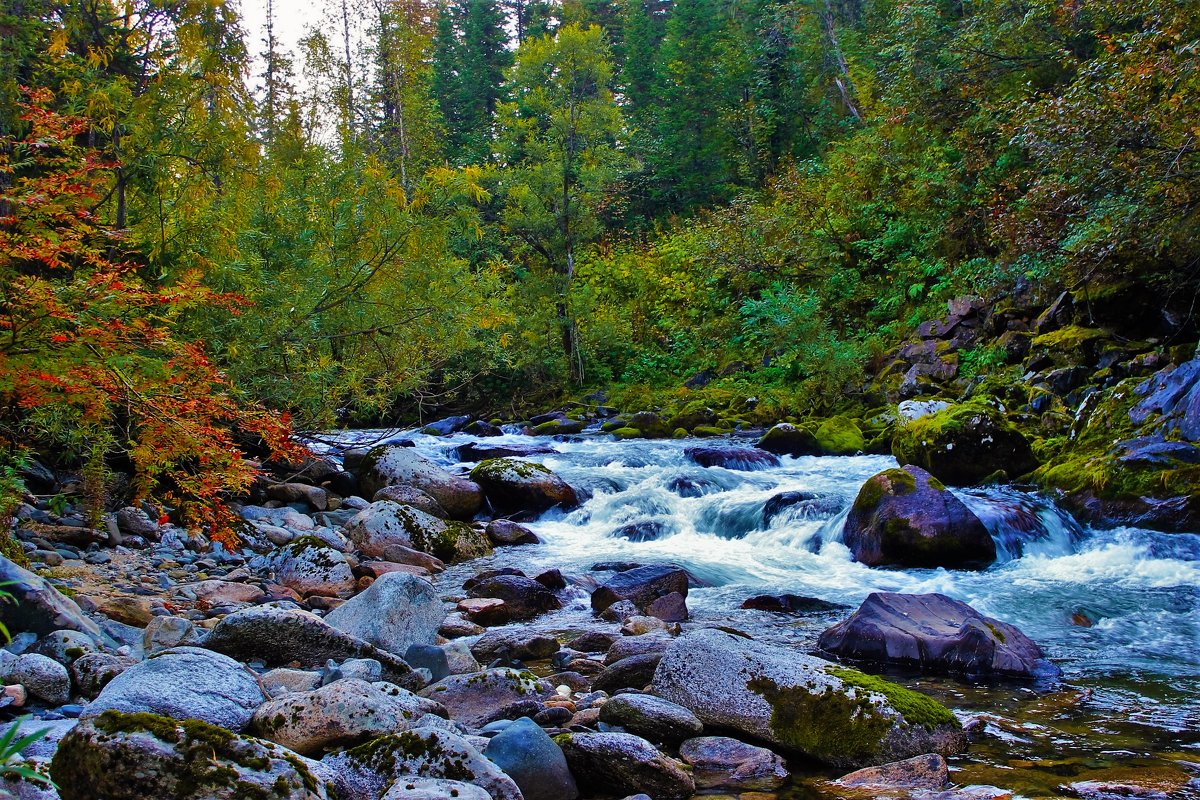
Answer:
[{"left": 238, "top": 0, "right": 325, "bottom": 71}]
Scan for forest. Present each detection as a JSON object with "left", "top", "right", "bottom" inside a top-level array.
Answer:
[{"left": 2, "top": 0, "right": 1199, "bottom": 524}]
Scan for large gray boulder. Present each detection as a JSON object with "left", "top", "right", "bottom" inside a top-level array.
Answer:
[
  {"left": 81, "top": 647, "right": 265, "bottom": 731},
  {"left": 418, "top": 669, "right": 549, "bottom": 728},
  {"left": 818, "top": 592, "right": 1060, "bottom": 680},
  {"left": 50, "top": 711, "right": 332, "bottom": 800},
  {"left": 842, "top": 466, "right": 996, "bottom": 569},
  {"left": 468, "top": 458, "right": 578, "bottom": 514},
  {"left": 324, "top": 572, "right": 444, "bottom": 657},
  {"left": 556, "top": 731, "right": 694, "bottom": 800},
  {"left": 651, "top": 629, "right": 965, "bottom": 769},
  {"left": 251, "top": 678, "right": 445, "bottom": 755},
  {"left": 0, "top": 555, "right": 107, "bottom": 642},
  {"left": 322, "top": 727, "right": 521, "bottom": 800},
  {"left": 485, "top": 716, "right": 578, "bottom": 800},
  {"left": 203, "top": 606, "right": 420, "bottom": 688},
  {"left": 357, "top": 446, "right": 483, "bottom": 519}
]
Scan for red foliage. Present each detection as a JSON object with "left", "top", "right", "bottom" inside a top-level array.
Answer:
[{"left": 0, "top": 89, "right": 307, "bottom": 540}]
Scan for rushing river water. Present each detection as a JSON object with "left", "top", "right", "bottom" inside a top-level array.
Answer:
[{"left": 312, "top": 428, "right": 1200, "bottom": 797}]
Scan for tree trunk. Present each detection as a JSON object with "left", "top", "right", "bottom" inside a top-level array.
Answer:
[{"left": 821, "top": 0, "right": 862, "bottom": 121}]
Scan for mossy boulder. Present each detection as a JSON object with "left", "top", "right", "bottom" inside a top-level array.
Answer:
[
  {"left": 1029, "top": 325, "right": 1110, "bottom": 367},
  {"left": 815, "top": 416, "right": 866, "bottom": 456},
  {"left": 691, "top": 425, "right": 725, "bottom": 438},
  {"left": 629, "top": 411, "right": 673, "bottom": 439},
  {"left": 651, "top": 629, "right": 964, "bottom": 770},
  {"left": 531, "top": 418, "right": 587, "bottom": 436},
  {"left": 611, "top": 426, "right": 643, "bottom": 439},
  {"left": 668, "top": 403, "right": 718, "bottom": 432},
  {"left": 270, "top": 539, "right": 355, "bottom": 598},
  {"left": 417, "top": 668, "right": 550, "bottom": 729},
  {"left": 469, "top": 458, "right": 578, "bottom": 514},
  {"left": 843, "top": 466, "right": 996, "bottom": 570},
  {"left": 343, "top": 501, "right": 490, "bottom": 564},
  {"left": 756, "top": 423, "right": 819, "bottom": 457},
  {"left": 50, "top": 711, "right": 333, "bottom": 799},
  {"left": 891, "top": 402, "right": 1038, "bottom": 485},
  {"left": 321, "top": 727, "right": 522, "bottom": 800},
  {"left": 357, "top": 446, "right": 483, "bottom": 519}
]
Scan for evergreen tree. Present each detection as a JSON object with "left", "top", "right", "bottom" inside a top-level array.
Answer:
[{"left": 455, "top": 0, "right": 511, "bottom": 162}]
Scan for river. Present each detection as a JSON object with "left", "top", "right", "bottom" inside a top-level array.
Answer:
[{"left": 311, "top": 427, "right": 1200, "bottom": 797}]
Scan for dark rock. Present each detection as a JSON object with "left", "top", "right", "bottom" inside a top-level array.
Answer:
[
  {"left": 463, "top": 420, "right": 504, "bottom": 437},
  {"left": 818, "top": 592, "right": 1060, "bottom": 681},
  {"left": 666, "top": 475, "right": 719, "bottom": 497},
  {"left": 741, "top": 594, "right": 847, "bottom": 614},
  {"left": 842, "top": 466, "right": 996, "bottom": 569},
  {"left": 571, "top": 631, "right": 619, "bottom": 653},
  {"left": 686, "top": 446, "right": 780, "bottom": 471},
  {"left": 612, "top": 520, "right": 669, "bottom": 542},
  {"left": 472, "top": 630, "right": 560, "bottom": 663},
  {"left": 486, "top": 519, "right": 541, "bottom": 545},
  {"left": 592, "top": 561, "right": 642, "bottom": 572},
  {"left": 457, "top": 442, "right": 556, "bottom": 462},
  {"left": 463, "top": 567, "right": 526, "bottom": 590},
  {"left": 645, "top": 592, "right": 688, "bottom": 622},
  {"left": 598, "top": 693, "right": 703, "bottom": 744},
  {"left": 404, "top": 644, "right": 451, "bottom": 683},
  {"left": 628, "top": 411, "right": 672, "bottom": 439},
  {"left": 485, "top": 717, "right": 579, "bottom": 800},
  {"left": 468, "top": 575, "right": 562, "bottom": 620},
  {"left": 756, "top": 423, "right": 820, "bottom": 457},
  {"left": 534, "top": 568, "right": 567, "bottom": 590},
  {"left": 557, "top": 732, "right": 694, "bottom": 800},
  {"left": 1114, "top": 435, "right": 1200, "bottom": 468},
  {"left": 591, "top": 565, "right": 689, "bottom": 615},
  {"left": 685, "top": 370, "right": 714, "bottom": 389},
  {"left": 469, "top": 459, "right": 578, "bottom": 514},
  {"left": 530, "top": 410, "right": 568, "bottom": 426},
  {"left": 762, "top": 492, "right": 843, "bottom": 525},
  {"left": 422, "top": 415, "right": 471, "bottom": 436},
  {"left": 892, "top": 403, "right": 1039, "bottom": 485},
  {"left": 534, "top": 705, "right": 572, "bottom": 726},
  {"left": 593, "top": 653, "right": 662, "bottom": 693}
]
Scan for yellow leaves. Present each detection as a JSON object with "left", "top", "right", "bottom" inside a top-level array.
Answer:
[{"left": 48, "top": 29, "right": 69, "bottom": 58}]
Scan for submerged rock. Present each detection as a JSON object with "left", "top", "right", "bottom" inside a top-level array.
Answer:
[
  {"left": 818, "top": 592, "right": 1059, "bottom": 681},
  {"left": 685, "top": 446, "right": 781, "bottom": 471},
  {"left": 51, "top": 711, "right": 332, "bottom": 799},
  {"left": 651, "top": 629, "right": 965, "bottom": 769},
  {"left": 741, "top": 594, "right": 847, "bottom": 614},
  {"left": 842, "top": 465, "right": 996, "bottom": 569}
]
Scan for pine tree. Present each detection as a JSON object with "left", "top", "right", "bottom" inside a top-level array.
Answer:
[{"left": 455, "top": 0, "right": 511, "bottom": 163}]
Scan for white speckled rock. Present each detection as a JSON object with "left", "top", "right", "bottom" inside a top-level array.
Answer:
[
  {"left": 324, "top": 572, "right": 443, "bottom": 657},
  {"left": 270, "top": 540, "right": 355, "bottom": 597},
  {"left": 651, "top": 628, "right": 966, "bottom": 769},
  {"left": 381, "top": 777, "right": 491, "bottom": 800},
  {"left": 418, "top": 668, "right": 549, "bottom": 728}
]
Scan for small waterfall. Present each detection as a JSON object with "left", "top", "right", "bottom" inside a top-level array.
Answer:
[{"left": 958, "top": 487, "right": 1084, "bottom": 562}]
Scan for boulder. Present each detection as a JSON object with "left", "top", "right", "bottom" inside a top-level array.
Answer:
[
  {"left": 34, "top": 629, "right": 99, "bottom": 665},
  {"left": 593, "top": 653, "right": 662, "bottom": 693},
  {"left": 598, "top": 693, "right": 703, "bottom": 744},
  {"left": 485, "top": 519, "right": 540, "bottom": 545},
  {"left": 371, "top": 485, "right": 447, "bottom": 518},
  {"left": 557, "top": 732, "right": 694, "bottom": 800},
  {"left": 741, "top": 594, "right": 846, "bottom": 614},
  {"left": 142, "top": 616, "right": 202, "bottom": 655},
  {"left": 628, "top": 412, "right": 672, "bottom": 439},
  {"left": 50, "top": 711, "right": 332, "bottom": 800},
  {"left": 203, "top": 606, "right": 420, "bottom": 688},
  {"left": 462, "top": 420, "right": 504, "bottom": 437},
  {"left": 679, "top": 736, "right": 788, "bottom": 791},
  {"left": 891, "top": 403, "right": 1038, "bottom": 485},
  {"left": 0, "top": 555, "right": 106, "bottom": 641},
  {"left": 114, "top": 506, "right": 160, "bottom": 538},
  {"left": 469, "top": 459, "right": 578, "bottom": 514},
  {"left": 422, "top": 415, "right": 471, "bottom": 436},
  {"left": 471, "top": 630, "right": 560, "bottom": 663},
  {"left": 343, "top": 501, "right": 490, "bottom": 564},
  {"left": 322, "top": 727, "right": 521, "bottom": 800},
  {"left": 815, "top": 416, "right": 866, "bottom": 455},
  {"left": 323, "top": 572, "right": 443, "bottom": 657},
  {"left": 251, "top": 678, "right": 445, "bottom": 756},
  {"left": 762, "top": 491, "right": 843, "bottom": 525},
  {"left": 684, "top": 447, "right": 781, "bottom": 471},
  {"left": 418, "top": 669, "right": 548, "bottom": 728},
  {"left": 485, "top": 717, "right": 579, "bottom": 800},
  {"left": 179, "top": 579, "right": 265, "bottom": 605},
  {"left": 651, "top": 629, "right": 965, "bottom": 769},
  {"left": 531, "top": 418, "right": 587, "bottom": 436},
  {"left": 266, "top": 483, "right": 329, "bottom": 511},
  {"left": 81, "top": 647, "right": 265, "bottom": 731},
  {"left": 456, "top": 442, "right": 556, "bottom": 462},
  {"left": 271, "top": 538, "right": 356, "bottom": 597},
  {"left": 467, "top": 575, "right": 561, "bottom": 621},
  {"left": 591, "top": 565, "right": 689, "bottom": 615},
  {"left": 818, "top": 592, "right": 1059, "bottom": 680},
  {"left": 69, "top": 652, "right": 137, "bottom": 699},
  {"left": 756, "top": 423, "right": 819, "bottom": 457},
  {"left": 357, "top": 446, "right": 483, "bottom": 519},
  {"left": 842, "top": 466, "right": 996, "bottom": 569},
  {"left": 5, "top": 653, "right": 70, "bottom": 705}
]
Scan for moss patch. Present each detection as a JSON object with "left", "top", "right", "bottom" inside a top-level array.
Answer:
[
  {"left": 825, "top": 666, "right": 959, "bottom": 730},
  {"left": 748, "top": 676, "right": 895, "bottom": 762}
]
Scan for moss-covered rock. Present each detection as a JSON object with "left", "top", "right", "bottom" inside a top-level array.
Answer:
[
  {"left": 611, "top": 426, "right": 643, "bottom": 440},
  {"left": 668, "top": 402, "right": 718, "bottom": 432},
  {"left": 343, "top": 500, "right": 489, "bottom": 563},
  {"left": 815, "top": 416, "right": 866, "bottom": 455},
  {"left": 843, "top": 466, "right": 996, "bottom": 569},
  {"left": 691, "top": 425, "right": 725, "bottom": 437},
  {"left": 891, "top": 402, "right": 1038, "bottom": 485},
  {"left": 531, "top": 418, "right": 586, "bottom": 436},
  {"left": 469, "top": 458, "right": 578, "bottom": 514},
  {"left": 651, "top": 629, "right": 964, "bottom": 770},
  {"left": 756, "top": 423, "right": 819, "bottom": 457},
  {"left": 629, "top": 411, "right": 673, "bottom": 438},
  {"left": 50, "top": 711, "right": 332, "bottom": 800},
  {"left": 357, "top": 445, "right": 483, "bottom": 520}
]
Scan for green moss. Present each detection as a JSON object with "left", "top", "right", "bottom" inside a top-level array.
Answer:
[
  {"left": 815, "top": 416, "right": 866, "bottom": 455},
  {"left": 1030, "top": 325, "right": 1108, "bottom": 351},
  {"left": 851, "top": 468, "right": 917, "bottom": 515},
  {"left": 985, "top": 622, "right": 1007, "bottom": 643},
  {"left": 470, "top": 458, "right": 550, "bottom": 482},
  {"left": 692, "top": 425, "right": 725, "bottom": 437},
  {"left": 611, "top": 427, "right": 643, "bottom": 440},
  {"left": 532, "top": 419, "right": 586, "bottom": 435},
  {"left": 748, "top": 676, "right": 894, "bottom": 762},
  {"left": 825, "top": 667, "right": 959, "bottom": 730},
  {"left": 672, "top": 427, "right": 688, "bottom": 439}
]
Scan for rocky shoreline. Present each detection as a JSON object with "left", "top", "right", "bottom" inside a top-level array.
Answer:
[{"left": 4, "top": 424, "right": 1195, "bottom": 800}]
